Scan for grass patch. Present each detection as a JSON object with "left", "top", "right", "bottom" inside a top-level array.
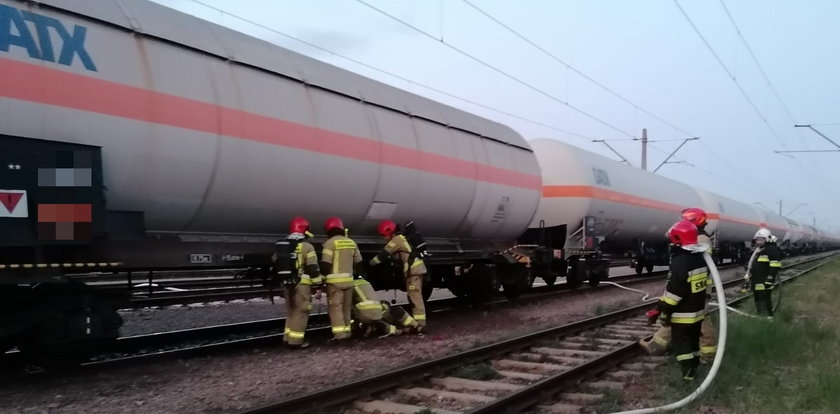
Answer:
[
  {"left": 593, "top": 388, "right": 624, "bottom": 413},
  {"left": 451, "top": 362, "right": 502, "bottom": 381},
  {"left": 651, "top": 258, "right": 840, "bottom": 413},
  {"left": 413, "top": 409, "right": 435, "bottom": 414}
]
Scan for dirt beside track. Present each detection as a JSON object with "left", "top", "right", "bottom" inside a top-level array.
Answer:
[{"left": 0, "top": 268, "right": 741, "bottom": 414}]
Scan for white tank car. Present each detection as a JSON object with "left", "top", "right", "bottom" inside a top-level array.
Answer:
[
  {"left": 0, "top": 0, "right": 541, "bottom": 242},
  {"left": 695, "top": 190, "right": 770, "bottom": 245},
  {"left": 530, "top": 138, "right": 703, "bottom": 250},
  {"left": 528, "top": 138, "right": 839, "bottom": 253}
]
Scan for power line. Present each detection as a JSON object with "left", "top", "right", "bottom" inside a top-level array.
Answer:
[
  {"left": 459, "top": 0, "right": 787, "bottom": 196},
  {"left": 674, "top": 0, "right": 840, "bottom": 209},
  {"left": 460, "top": 0, "right": 694, "bottom": 137},
  {"left": 353, "top": 0, "right": 637, "bottom": 139},
  {"left": 673, "top": 0, "right": 789, "bottom": 150},
  {"left": 186, "top": 0, "right": 596, "bottom": 141},
  {"left": 717, "top": 0, "right": 827, "bottom": 177},
  {"left": 718, "top": 0, "right": 800, "bottom": 127},
  {"left": 648, "top": 144, "right": 757, "bottom": 194}
]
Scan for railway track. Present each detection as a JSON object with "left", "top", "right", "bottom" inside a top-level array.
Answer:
[
  {"left": 1, "top": 269, "right": 672, "bottom": 373},
  {"left": 70, "top": 261, "right": 647, "bottom": 309},
  {"left": 238, "top": 252, "right": 837, "bottom": 414}
]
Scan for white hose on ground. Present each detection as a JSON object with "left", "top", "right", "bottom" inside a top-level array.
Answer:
[
  {"left": 601, "top": 281, "right": 652, "bottom": 302},
  {"left": 708, "top": 302, "right": 762, "bottom": 319},
  {"left": 610, "top": 251, "right": 727, "bottom": 414}
]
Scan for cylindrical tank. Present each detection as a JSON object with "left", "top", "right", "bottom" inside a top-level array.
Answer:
[
  {"left": 0, "top": 0, "right": 541, "bottom": 241},
  {"left": 530, "top": 138, "right": 802, "bottom": 249},
  {"left": 530, "top": 138, "right": 704, "bottom": 248},
  {"left": 695, "top": 190, "right": 764, "bottom": 245}
]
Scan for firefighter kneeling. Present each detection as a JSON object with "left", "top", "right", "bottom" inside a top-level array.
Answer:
[
  {"left": 351, "top": 277, "right": 420, "bottom": 338},
  {"left": 639, "top": 219, "right": 710, "bottom": 381}
]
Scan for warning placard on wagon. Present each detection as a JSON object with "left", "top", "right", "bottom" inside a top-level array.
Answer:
[{"left": 0, "top": 190, "right": 28, "bottom": 218}]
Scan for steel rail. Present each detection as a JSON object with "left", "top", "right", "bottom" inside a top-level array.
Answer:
[
  {"left": 1, "top": 270, "right": 671, "bottom": 371},
  {"left": 467, "top": 254, "right": 838, "bottom": 413},
  {"left": 239, "top": 252, "right": 837, "bottom": 414}
]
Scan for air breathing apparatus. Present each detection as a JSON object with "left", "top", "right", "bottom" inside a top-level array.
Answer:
[
  {"left": 272, "top": 233, "right": 303, "bottom": 287},
  {"left": 403, "top": 220, "right": 429, "bottom": 267}
]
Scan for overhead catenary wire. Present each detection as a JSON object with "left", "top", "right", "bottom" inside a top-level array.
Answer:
[
  {"left": 674, "top": 0, "right": 840, "bottom": 210},
  {"left": 458, "top": 0, "right": 787, "bottom": 199},
  {"left": 717, "top": 0, "right": 800, "bottom": 132},
  {"left": 460, "top": 0, "right": 694, "bottom": 138},
  {"left": 647, "top": 144, "right": 760, "bottom": 195},
  {"left": 353, "top": 0, "right": 637, "bottom": 139},
  {"left": 186, "top": 0, "right": 597, "bottom": 142},
  {"left": 717, "top": 0, "right": 839, "bottom": 208},
  {"left": 672, "top": 0, "right": 788, "bottom": 150}
]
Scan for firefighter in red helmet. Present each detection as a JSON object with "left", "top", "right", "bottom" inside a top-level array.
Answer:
[
  {"left": 280, "top": 216, "right": 321, "bottom": 348},
  {"left": 644, "top": 219, "right": 710, "bottom": 381},
  {"left": 680, "top": 207, "right": 718, "bottom": 363},
  {"left": 320, "top": 216, "right": 363, "bottom": 341},
  {"left": 369, "top": 220, "right": 428, "bottom": 333}
]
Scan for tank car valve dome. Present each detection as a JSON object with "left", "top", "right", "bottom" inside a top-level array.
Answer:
[
  {"left": 681, "top": 207, "right": 708, "bottom": 227},
  {"left": 377, "top": 220, "right": 398, "bottom": 238},
  {"left": 324, "top": 217, "right": 345, "bottom": 234},
  {"left": 289, "top": 216, "right": 312, "bottom": 236}
]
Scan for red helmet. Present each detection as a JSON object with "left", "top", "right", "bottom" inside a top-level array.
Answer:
[
  {"left": 377, "top": 220, "right": 397, "bottom": 237},
  {"left": 667, "top": 219, "right": 699, "bottom": 247},
  {"left": 681, "top": 207, "right": 707, "bottom": 227},
  {"left": 324, "top": 216, "right": 345, "bottom": 234},
  {"left": 289, "top": 216, "right": 310, "bottom": 234}
]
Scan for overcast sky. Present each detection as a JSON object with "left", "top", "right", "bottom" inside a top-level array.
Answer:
[{"left": 152, "top": 0, "right": 840, "bottom": 232}]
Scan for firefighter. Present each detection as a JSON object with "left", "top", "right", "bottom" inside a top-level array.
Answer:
[
  {"left": 279, "top": 217, "right": 321, "bottom": 349},
  {"left": 320, "top": 216, "right": 363, "bottom": 340},
  {"left": 745, "top": 228, "right": 782, "bottom": 318},
  {"left": 640, "top": 209, "right": 718, "bottom": 363},
  {"left": 679, "top": 208, "right": 718, "bottom": 363},
  {"left": 369, "top": 220, "right": 428, "bottom": 332},
  {"left": 351, "top": 276, "right": 397, "bottom": 338},
  {"left": 646, "top": 219, "right": 710, "bottom": 381}
]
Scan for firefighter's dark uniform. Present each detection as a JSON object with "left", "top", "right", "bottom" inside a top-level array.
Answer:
[
  {"left": 281, "top": 241, "right": 321, "bottom": 346},
  {"left": 321, "top": 235, "right": 362, "bottom": 339},
  {"left": 640, "top": 235, "right": 718, "bottom": 363},
  {"left": 352, "top": 278, "right": 397, "bottom": 337},
  {"left": 658, "top": 248, "right": 709, "bottom": 381},
  {"left": 750, "top": 242, "right": 782, "bottom": 317},
  {"left": 370, "top": 234, "right": 428, "bottom": 329}
]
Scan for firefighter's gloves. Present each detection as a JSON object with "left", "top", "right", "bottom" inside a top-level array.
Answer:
[{"left": 646, "top": 309, "right": 660, "bottom": 325}]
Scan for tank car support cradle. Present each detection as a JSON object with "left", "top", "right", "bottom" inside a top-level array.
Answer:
[
  {"left": 565, "top": 253, "right": 609, "bottom": 288},
  {"left": 0, "top": 269, "right": 128, "bottom": 366},
  {"left": 495, "top": 249, "right": 536, "bottom": 300},
  {"left": 440, "top": 262, "right": 501, "bottom": 304}
]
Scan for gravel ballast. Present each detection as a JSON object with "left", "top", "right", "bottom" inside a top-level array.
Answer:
[{"left": 1, "top": 267, "right": 742, "bottom": 414}]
